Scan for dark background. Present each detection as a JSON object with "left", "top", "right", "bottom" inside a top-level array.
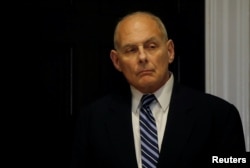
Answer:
[{"left": 37, "top": 0, "right": 204, "bottom": 167}]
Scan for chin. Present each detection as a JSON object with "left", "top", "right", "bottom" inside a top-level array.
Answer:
[
  {"left": 139, "top": 76, "right": 156, "bottom": 84},
  {"left": 137, "top": 81, "right": 158, "bottom": 93}
]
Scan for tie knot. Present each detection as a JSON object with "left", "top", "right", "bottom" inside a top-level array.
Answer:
[{"left": 141, "top": 94, "right": 156, "bottom": 107}]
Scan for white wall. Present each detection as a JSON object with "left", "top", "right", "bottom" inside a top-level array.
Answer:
[{"left": 206, "top": 0, "right": 250, "bottom": 151}]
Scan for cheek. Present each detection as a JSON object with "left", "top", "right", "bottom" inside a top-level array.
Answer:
[
  {"left": 153, "top": 57, "right": 169, "bottom": 75},
  {"left": 155, "top": 53, "right": 169, "bottom": 67},
  {"left": 119, "top": 60, "right": 135, "bottom": 74}
]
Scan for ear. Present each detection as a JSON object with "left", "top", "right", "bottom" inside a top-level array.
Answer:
[
  {"left": 166, "top": 39, "right": 175, "bottom": 64},
  {"left": 110, "top": 50, "right": 122, "bottom": 72}
]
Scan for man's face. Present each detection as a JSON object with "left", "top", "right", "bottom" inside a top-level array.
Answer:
[{"left": 110, "top": 14, "right": 175, "bottom": 93}]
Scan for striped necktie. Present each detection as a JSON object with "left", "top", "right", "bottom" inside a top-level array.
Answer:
[{"left": 139, "top": 94, "right": 159, "bottom": 168}]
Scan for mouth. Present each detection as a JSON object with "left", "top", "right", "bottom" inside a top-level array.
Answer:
[{"left": 137, "top": 69, "right": 154, "bottom": 76}]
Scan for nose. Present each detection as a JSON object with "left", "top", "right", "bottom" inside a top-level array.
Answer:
[{"left": 138, "top": 46, "right": 147, "bottom": 63}]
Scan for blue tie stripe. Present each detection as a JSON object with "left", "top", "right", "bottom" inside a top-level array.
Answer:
[
  {"left": 141, "top": 131, "right": 159, "bottom": 149},
  {"left": 140, "top": 120, "right": 158, "bottom": 143},
  {"left": 141, "top": 148, "right": 158, "bottom": 163},
  {"left": 140, "top": 94, "right": 159, "bottom": 168},
  {"left": 140, "top": 123, "right": 159, "bottom": 153},
  {"left": 141, "top": 95, "right": 155, "bottom": 106},
  {"left": 140, "top": 108, "right": 158, "bottom": 131},
  {"left": 141, "top": 152, "right": 158, "bottom": 168},
  {"left": 140, "top": 129, "right": 158, "bottom": 152},
  {"left": 141, "top": 140, "right": 159, "bottom": 157},
  {"left": 144, "top": 106, "right": 156, "bottom": 122}
]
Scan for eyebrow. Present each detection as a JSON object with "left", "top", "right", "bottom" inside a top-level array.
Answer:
[
  {"left": 144, "top": 37, "right": 159, "bottom": 44},
  {"left": 121, "top": 37, "right": 159, "bottom": 50}
]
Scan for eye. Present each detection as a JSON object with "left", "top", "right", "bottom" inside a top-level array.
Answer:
[
  {"left": 149, "top": 44, "right": 156, "bottom": 49},
  {"left": 125, "top": 47, "right": 137, "bottom": 53},
  {"left": 146, "top": 43, "right": 157, "bottom": 50}
]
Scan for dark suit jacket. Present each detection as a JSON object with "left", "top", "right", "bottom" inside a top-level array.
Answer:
[{"left": 71, "top": 80, "right": 246, "bottom": 168}]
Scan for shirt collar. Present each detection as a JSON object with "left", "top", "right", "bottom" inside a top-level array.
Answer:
[{"left": 130, "top": 73, "right": 174, "bottom": 113}]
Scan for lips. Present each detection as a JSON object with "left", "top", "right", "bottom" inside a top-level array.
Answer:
[{"left": 137, "top": 69, "right": 154, "bottom": 76}]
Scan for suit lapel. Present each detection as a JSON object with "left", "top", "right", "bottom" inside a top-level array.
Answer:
[
  {"left": 158, "top": 83, "right": 197, "bottom": 167},
  {"left": 103, "top": 82, "right": 197, "bottom": 168},
  {"left": 105, "top": 89, "right": 138, "bottom": 168}
]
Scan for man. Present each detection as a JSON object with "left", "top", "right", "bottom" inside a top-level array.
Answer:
[{"left": 71, "top": 11, "right": 245, "bottom": 168}]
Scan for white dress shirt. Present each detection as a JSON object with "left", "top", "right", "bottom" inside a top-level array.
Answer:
[{"left": 130, "top": 73, "right": 174, "bottom": 168}]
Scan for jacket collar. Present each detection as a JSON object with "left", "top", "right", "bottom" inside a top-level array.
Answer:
[
  {"left": 105, "top": 87, "right": 138, "bottom": 168},
  {"left": 105, "top": 80, "right": 197, "bottom": 168},
  {"left": 158, "top": 80, "right": 197, "bottom": 167}
]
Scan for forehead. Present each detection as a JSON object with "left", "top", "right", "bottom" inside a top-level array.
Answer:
[{"left": 116, "top": 14, "right": 162, "bottom": 47}]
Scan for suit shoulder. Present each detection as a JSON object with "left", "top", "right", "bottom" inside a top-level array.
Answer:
[
  {"left": 82, "top": 93, "right": 114, "bottom": 111},
  {"left": 178, "top": 84, "right": 236, "bottom": 109}
]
